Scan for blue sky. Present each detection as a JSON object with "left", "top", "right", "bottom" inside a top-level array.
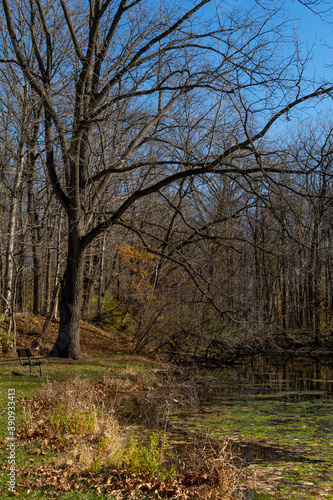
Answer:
[
  {"left": 292, "top": 0, "right": 333, "bottom": 82},
  {"left": 203, "top": 0, "right": 333, "bottom": 81},
  {"left": 200, "top": 0, "right": 333, "bottom": 126},
  {"left": 287, "top": 1, "right": 333, "bottom": 122}
]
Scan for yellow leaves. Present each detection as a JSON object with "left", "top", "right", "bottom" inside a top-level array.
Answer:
[
  {"left": 119, "top": 244, "right": 155, "bottom": 269},
  {"left": 119, "top": 244, "right": 156, "bottom": 300}
]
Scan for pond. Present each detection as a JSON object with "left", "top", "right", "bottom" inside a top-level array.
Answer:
[{"left": 171, "top": 356, "right": 333, "bottom": 499}]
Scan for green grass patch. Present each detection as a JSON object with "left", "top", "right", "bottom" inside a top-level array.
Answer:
[{"left": 118, "top": 433, "right": 175, "bottom": 480}]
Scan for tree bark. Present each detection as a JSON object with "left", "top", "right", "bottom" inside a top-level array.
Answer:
[
  {"left": 27, "top": 199, "right": 44, "bottom": 315},
  {"left": 33, "top": 281, "right": 61, "bottom": 347},
  {"left": 82, "top": 251, "right": 98, "bottom": 320},
  {"left": 48, "top": 229, "right": 86, "bottom": 359},
  {"left": 97, "top": 233, "right": 106, "bottom": 321},
  {"left": 4, "top": 153, "right": 25, "bottom": 317}
]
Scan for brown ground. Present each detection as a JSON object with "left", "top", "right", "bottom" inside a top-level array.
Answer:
[{"left": 11, "top": 313, "right": 128, "bottom": 357}]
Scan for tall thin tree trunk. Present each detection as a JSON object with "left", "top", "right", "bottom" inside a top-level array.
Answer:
[
  {"left": 97, "top": 233, "right": 106, "bottom": 320},
  {"left": 82, "top": 251, "right": 98, "bottom": 320},
  {"left": 27, "top": 106, "right": 44, "bottom": 314},
  {"left": 34, "top": 281, "right": 61, "bottom": 346},
  {"left": 4, "top": 153, "right": 25, "bottom": 317},
  {"left": 45, "top": 240, "right": 52, "bottom": 314},
  {"left": 32, "top": 238, "right": 44, "bottom": 314}
]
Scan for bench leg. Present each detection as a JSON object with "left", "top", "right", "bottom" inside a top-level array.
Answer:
[{"left": 39, "top": 365, "right": 43, "bottom": 376}]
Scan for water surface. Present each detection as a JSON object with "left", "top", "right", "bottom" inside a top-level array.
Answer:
[{"left": 173, "top": 356, "right": 333, "bottom": 499}]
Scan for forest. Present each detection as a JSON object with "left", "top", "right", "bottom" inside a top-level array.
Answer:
[
  {"left": 0, "top": 0, "right": 333, "bottom": 361},
  {"left": 2, "top": 2, "right": 333, "bottom": 499}
]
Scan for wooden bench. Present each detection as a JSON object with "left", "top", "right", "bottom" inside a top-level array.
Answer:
[{"left": 17, "top": 348, "right": 46, "bottom": 376}]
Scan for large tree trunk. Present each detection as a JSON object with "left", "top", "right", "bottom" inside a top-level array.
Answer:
[{"left": 48, "top": 230, "right": 86, "bottom": 359}]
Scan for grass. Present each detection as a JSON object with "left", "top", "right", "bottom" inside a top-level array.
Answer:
[{"left": 0, "top": 355, "right": 158, "bottom": 499}]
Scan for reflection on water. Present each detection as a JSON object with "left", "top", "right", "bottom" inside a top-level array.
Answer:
[
  {"left": 169, "top": 357, "right": 333, "bottom": 467},
  {"left": 204, "top": 357, "right": 333, "bottom": 399},
  {"left": 191, "top": 356, "right": 333, "bottom": 465},
  {"left": 234, "top": 440, "right": 297, "bottom": 463}
]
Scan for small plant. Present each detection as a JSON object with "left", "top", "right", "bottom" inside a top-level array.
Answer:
[
  {"left": 90, "top": 458, "right": 103, "bottom": 474},
  {"left": 49, "top": 403, "right": 96, "bottom": 434},
  {"left": 96, "top": 437, "right": 110, "bottom": 451},
  {"left": 118, "top": 433, "right": 173, "bottom": 479}
]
